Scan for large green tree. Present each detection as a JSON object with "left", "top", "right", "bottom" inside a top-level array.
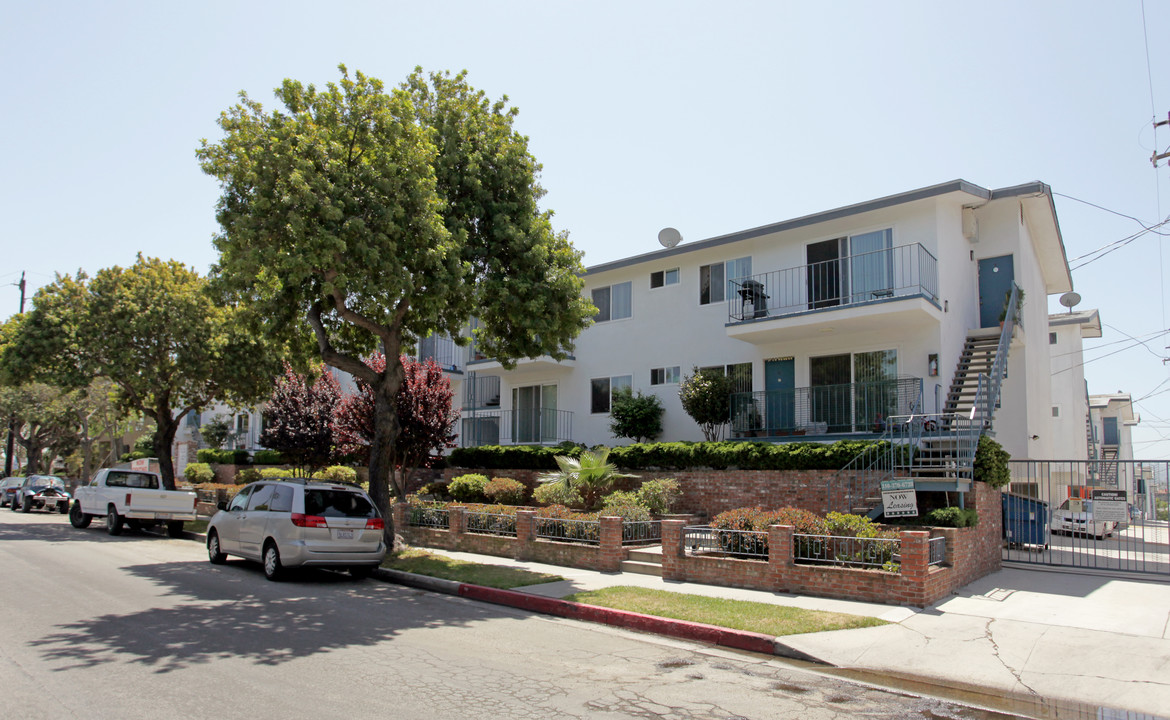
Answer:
[
  {"left": 0, "top": 382, "right": 78, "bottom": 475},
  {"left": 2, "top": 256, "right": 280, "bottom": 489},
  {"left": 198, "top": 66, "right": 593, "bottom": 536}
]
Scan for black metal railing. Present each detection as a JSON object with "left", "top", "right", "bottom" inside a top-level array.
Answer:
[
  {"left": 465, "top": 511, "right": 517, "bottom": 537},
  {"left": 928, "top": 536, "right": 947, "bottom": 566},
  {"left": 794, "top": 533, "right": 900, "bottom": 569},
  {"left": 459, "top": 408, "right": 574, "bottom": 447},
  {"left": 415, "top": 334, "right": 463, "bottom": 373},
  {"left": 730, "top": 377, "right": 922, "bottom": 437},
  {"left": 408, "top": 505, "right": 450, "bottom": 529},
  {"left": 622, "top": 520, "right": 662, "bottom": 545},
  {"left": 684, "top": 525, "right": 769, "bottom": 559},
  {"left": 534, "top": 517, "right": 600, "bottom": 544},
  {"left": 728, "top": 243, "right": 939, "bottom": 322}
]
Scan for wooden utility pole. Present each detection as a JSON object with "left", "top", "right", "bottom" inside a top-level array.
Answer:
[{"left": 4, "top": 271, "right": 26, "bottom": 477}]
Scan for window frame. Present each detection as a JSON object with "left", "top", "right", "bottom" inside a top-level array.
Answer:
[
  {"left": 650, "top": 366, "right": 681, "bottom": 386},
  {"left": 699, "top": 257, "right": 751, "bottom": 306},
  {"left": 650, "top": 268, "right": 680, "bottom": 289},
  {"left": 590, "top": 374, "right": 633, "bottom": 414},
  {"left": 591, "top": 281, "right": 633, "bottom": 323}
]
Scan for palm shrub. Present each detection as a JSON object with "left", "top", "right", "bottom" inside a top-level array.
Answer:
[
  {"left": 536, "top": 447, "right": 637, "bottom": 510},
  {"left": 183, "top": 462, "right": 214, "bottom": 484},
  {"left": 483, "top": 477, "right": 527, "bottom": 505},
  {"left": 449, "top": 473, "right": 490, "bottom": 503}
]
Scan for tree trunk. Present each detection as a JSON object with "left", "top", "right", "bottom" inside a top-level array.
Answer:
[
  {"left": 17, "top": 428, "right": 46, "bottom": 475},
  {"left": 368, "top": 380, "right": 401, "bottom": 549},
  {"left": 153, "top": 412, "right": 181, "bottom": 491}
]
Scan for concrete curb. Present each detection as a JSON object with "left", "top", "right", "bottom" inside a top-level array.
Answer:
[{"left": 372, "top": 567, "right": 780, "bottom": 657}]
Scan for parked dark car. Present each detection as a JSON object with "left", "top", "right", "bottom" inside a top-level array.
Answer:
[
  {"left": 0, "top": 476, "right": 24, "bottom": 508},
  {"left": 11, "top": 475, "right": 71, "bottom": 514}
]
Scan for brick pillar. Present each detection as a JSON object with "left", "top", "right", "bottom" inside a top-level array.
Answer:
[
  {"left": 448, "top": 505, "right": 466, "bottom": 536},
  {"left": 899, "top": 530, "right": 930, "bottom": 606},
  {"left": 516, "top": 509, "right": 536, "bottom": 561},
  {"left": 660, "top": 519, "right": 686, "bottom": 581},
  {"left": 598, "top": 515, "right": 623, "bottom": 572},
  {"left": 767, "top": 524, "right": 794, "bottom": 592},
  {"left": 392, "top": 502, "right": 408, "bottom": 541}
]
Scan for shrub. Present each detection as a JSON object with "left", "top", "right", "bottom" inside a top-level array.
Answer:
[
  {"left": 679, "top": 368, "right": 735, "bottom": 441},
  {"left": 533, "top": 481, "right": 583, "bottom": 507},
  {"left": 260, "top": 467, "right": 307, "bottom": 479},
  {"left": 600, "top": 491, "right": 651, "bottom": 521},
  {"left": 196, "top": 448, "right": 251, "bottom": 465},
  {"left": 974, "top": 435, "right": 1010, "bottom": 489},
  {"left": 483, "top": 477, "right": 527, "bottom": 505},
  {"left": 925, "top": 507, "right": 979, "bottom": 528},
  {"left": 419, "top": 481, "right": 449, "bottom": 499},
  {"left": 183, "top": 462, "right": 214, "bottom": 484},
  {"left": 608, "top": 387, "right": 664, "bottom": 443},
  {"left": 312, "top": 465, "right": 358, "bottom": 484},
  {"left": 235, "top": 467, "right": 262, "bottom": 484},
  {"left": 710, "top": 506, "right": 828, "bottom": 557},
  {"left": 448, "top": 473, "right": 490, "bottom": 503},
  {"left": 636, "top": 478, "right": 681, "bottom": 515},
  {"left": 252, "top": 449, "right": 285, "bottom": 465}
]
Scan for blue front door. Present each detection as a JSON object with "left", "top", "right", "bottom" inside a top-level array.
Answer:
[
  {"left": 764, "top": 358, "right": 795, "bottom": 433},
  {"left": 978, "top": 255, "right": 1015, "bottom": 328}
]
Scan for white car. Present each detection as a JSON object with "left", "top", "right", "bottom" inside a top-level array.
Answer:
[
  {"left": 206, "top": 478, "right": 386, "bottom": 581},
  {"left": 1052, "top": 499, "right": 1116, "bottom": 539}
]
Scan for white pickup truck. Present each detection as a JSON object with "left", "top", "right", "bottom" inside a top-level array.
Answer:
[{"left": 70, "top": 468, "right": 198, "bottom": 537}]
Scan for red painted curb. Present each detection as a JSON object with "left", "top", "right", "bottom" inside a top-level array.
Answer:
[{"left": 457, "top": 584, "right": 776, "bottom": 655}]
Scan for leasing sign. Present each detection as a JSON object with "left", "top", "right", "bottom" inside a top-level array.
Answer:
[{"left": 881, "top": 479, "right": 918, "bottom": 518}]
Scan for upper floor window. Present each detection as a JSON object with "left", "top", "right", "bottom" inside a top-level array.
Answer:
[
  {"left": 699, "top": 257, "right": 751, "bottom": 305},
  {"left": 592, "top": 281, "right": 632, "bottom": 323},
  {"left": 650, "top": 268, "right": 679, "bottom": 289},
  {"left": 1049, "top": 332, "right": 1057, "bottom": 345}
]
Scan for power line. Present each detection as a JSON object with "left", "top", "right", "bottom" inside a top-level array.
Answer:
[{"left": 1054, "top": 192, "right": 1169, "bottom": 235}]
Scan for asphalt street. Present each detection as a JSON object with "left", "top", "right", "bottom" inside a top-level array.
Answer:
[{"left": 0, "top": 510, "right": 1022, "bottom": 720}]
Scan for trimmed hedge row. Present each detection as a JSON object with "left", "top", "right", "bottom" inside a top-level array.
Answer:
[{"left": 448, "top": 440, "right": 889, "bottom": 471}]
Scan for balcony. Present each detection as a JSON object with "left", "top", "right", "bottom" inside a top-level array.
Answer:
[
  {"left": 459, "top": 408, "right": 574, "bottom": 447},
  {"left": 729, "top": 377, "right": 922, "bottom": 438},
  {"left": 726, "top": 244, "right": 940, "bottom": 344},
  {"left": 416, "top": 335, "right": 463, "bottom": 373}
]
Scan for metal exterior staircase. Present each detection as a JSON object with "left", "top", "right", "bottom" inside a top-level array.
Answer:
[{"left": 830, "top": 283, "right": 1021, "bottom": 517}]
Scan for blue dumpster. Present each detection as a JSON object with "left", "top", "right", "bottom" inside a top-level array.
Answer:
[{"left": 1001, "top": 492, "right": 1049, "bottom": 549}]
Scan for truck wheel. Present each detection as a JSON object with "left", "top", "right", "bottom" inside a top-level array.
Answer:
[
  {"left": 69, "top": 501, "right": 92, "bottom": 529},
  {"left": 166, "top": 520, "right": 185, "bottom": 538},
  {"left": 207, "top": 531, "right": 227, "bottom": 564},
  {"left": 106, "top": 506, "right": 124, "bottom": 536},
  {"left": 262, "top": 542, "right": 284, "bottom": 581}
]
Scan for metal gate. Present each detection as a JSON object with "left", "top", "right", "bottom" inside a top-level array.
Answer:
[{"left": 1004, "top": 460, "right": 1168, "bottom": 577}]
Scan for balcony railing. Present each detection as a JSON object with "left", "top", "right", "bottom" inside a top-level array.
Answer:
[
  {"left": 459, "top": 408, "right": 574, "bottom": 447},
  {"left": 728, "top": 243, "right": 939, "bottom": 323},
  {"left": 416, "top": 334, "right": 463, "bottom": 373},
  {"left": 463, "top": 374, "right": 501, "bottom": 410},
  {"left": 730, "top": 377, "right": 922, "bottom": 437}
]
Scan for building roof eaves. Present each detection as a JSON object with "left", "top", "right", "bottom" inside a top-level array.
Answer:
[{"left": 584, "top": 179, "right": 991, "bottom": 276}]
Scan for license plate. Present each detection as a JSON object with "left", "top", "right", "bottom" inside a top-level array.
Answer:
[
  {"left": 334, "top": 529, "right": 354, "bottom": 540},
  {"left": 155, "top": 513, "right": 172, "bottom": 520}
]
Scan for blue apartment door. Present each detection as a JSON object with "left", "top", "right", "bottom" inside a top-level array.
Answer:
[
  {"left": 764, "top": 358, "right": 795, "bottom": 433},
  {"left": 978, "top": 255, "right": 1015, "bottom": 328}
]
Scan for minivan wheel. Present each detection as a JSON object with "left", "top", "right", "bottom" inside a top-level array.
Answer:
[
  {"left": 207, "top": 531, "right": 227, "bottom": 564},
  {"left": 262, "top": 542, "right": 283, "bottom": 581}
]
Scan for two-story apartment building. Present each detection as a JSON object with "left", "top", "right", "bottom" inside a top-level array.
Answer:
[{"left": 452, "top": 179, "right": 1074, "bottom": 462}]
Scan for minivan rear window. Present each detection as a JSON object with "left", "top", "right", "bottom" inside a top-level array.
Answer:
[{"left": 304, "top": 489, "right": 377, "bottom": 519}]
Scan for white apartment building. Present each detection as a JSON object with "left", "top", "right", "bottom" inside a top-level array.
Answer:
[
  {"left": 450, "top": 179, "right": 1075, "bottom": 461},
  {"left": 1048, "top": 309, "right": 1102, "bottom": 461}
]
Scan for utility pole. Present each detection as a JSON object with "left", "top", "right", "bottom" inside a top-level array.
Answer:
[
  {"left": 4, "top": 271, "right": 26, "bottom": 477},
  {"left": 1153, "top": 111, "right": 1170, "bottom": 167}
]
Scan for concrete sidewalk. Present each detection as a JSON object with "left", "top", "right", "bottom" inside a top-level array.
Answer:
[{"left": 419, "top": 549, "right": 1170, "bottom": 717}]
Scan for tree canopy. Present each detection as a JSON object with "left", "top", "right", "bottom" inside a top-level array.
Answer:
[
  {"left": 198, "top": 66, "right": 593, "bottom": 535},
  {"left": 259, "top": 363, "right": 341, "bottom": 475},
  {"left": 679, "top": 368, "right": 734, "bottom": 441},
  {"left": 1, "top": 256, "right": 281, "bottom": 488}
]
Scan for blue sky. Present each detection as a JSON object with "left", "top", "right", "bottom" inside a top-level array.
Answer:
[{"left": 3, "top": 1, "right": 1169, "bottom": 458}]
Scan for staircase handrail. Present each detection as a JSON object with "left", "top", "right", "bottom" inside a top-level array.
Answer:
[
  {"left": 828, "top": 381, "right": 923, "bottom": 513},
  {"left": 983, "top": 282, "right": 1019, "bottom": 427}
]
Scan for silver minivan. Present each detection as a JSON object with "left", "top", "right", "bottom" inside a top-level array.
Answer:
[{"left": 206, "top": 479, "right": 386, "bottom": 580}]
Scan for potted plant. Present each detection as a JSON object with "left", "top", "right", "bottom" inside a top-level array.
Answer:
[{"left": 998, "top": 287, "right": 1025, "bottom": 327}]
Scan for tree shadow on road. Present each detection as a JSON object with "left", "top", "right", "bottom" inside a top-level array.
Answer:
[{"left": 30, "top": 559, "right": 514, "bottom": 674}]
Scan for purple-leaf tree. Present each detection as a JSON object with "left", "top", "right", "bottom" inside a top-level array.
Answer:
[{"left": 258, "top": 363, "right": 341, "bottom": 476}]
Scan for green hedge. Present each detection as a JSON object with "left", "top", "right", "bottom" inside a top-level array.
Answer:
[
  {"left": 252, "top": 449, "right": 285, "bottom": 465},
  {"left": 449, "top": 440, "right": 886, "bottom": 472},
  {"left": 196, "top": 448, "right": 251, "bottom": 465}
]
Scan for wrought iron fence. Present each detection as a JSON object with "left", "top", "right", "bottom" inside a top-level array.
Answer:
[
  {"left": 928, "top": 536, "right": 947, "bottom": 566},
  {"left": 794, "top": 533, "right": 900, "bottom": 569},
  {"left": 465, "top": 511, "right": 517, "bottom": 537},
  {"left": 727, "top": 243, "right": 938, "bottom": 323},
  {"left": 535, "top": 517, "right": 600, "bottom": 544},
  {"left": 730, "top": 376, "right": 922, "bottom": 437},
  {"left": 408, "top": 505, "right": 450, "bottom": 529},
  {"left": 685, "top": 526, "right": 769, "bottom": 559},
  {"left": 622, "top": 520, "right": 662, "bottom": 545}
]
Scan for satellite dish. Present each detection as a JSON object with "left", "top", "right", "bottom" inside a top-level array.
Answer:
[
  {"left": 1059, "top": 291, "right": 1081, "bottom": 312},
  {"left": 658, "top": 227, "right": 682, "bottom": 248}
]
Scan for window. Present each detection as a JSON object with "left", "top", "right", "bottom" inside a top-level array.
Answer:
[
  {"left": 698, "top": 363, "right": 753, "bottom": 393},
  {"left": 270, "top": 485, "right": 293, "bottom": 513},
  {"left": 650, "top": 268, "right": 679, "bottom": 289},
  {"left": 1052, "top": 406, "right": 1061, "bottom": 418},
  {"left": 592, "top": 281, "right": 632, "bottom": 322},
  {"left": 699, "top": 257, "right": 751, "bottom": 305},
  {"left": 809, "top": 349, "right": 897, "bottom": 432},
  {"left": 247, "top": 484, "right": 275, "bottom": 511},
  {"left": 1049, "top": 332, "right": 1058, "bottom": 345},
  {"left": 227, "top": 485, "right": 253, "bottom": 512},
  {"left": 591, "top": 375, "right": 632, "bottom": 413},
  {"left": 650, "top": 366, "right": 681, "bottom": 385},
  {"left": 512, "top": 384, "right": 557, "bottom": 443}
]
